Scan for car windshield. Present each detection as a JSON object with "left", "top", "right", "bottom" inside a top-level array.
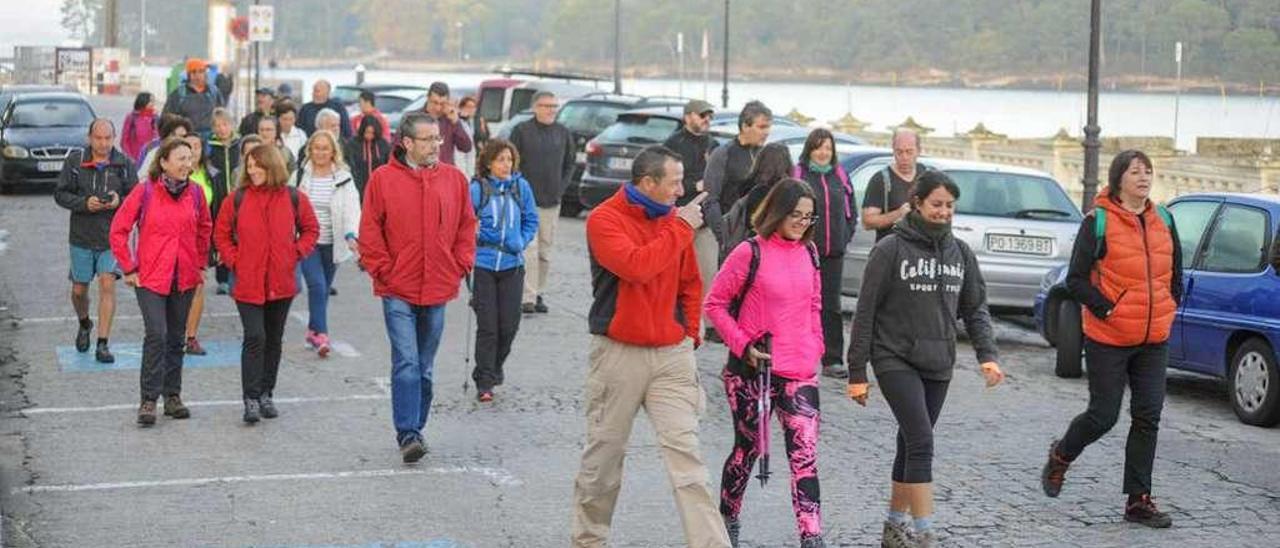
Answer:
[
  {"left": 8, "top": 100, "right": 93, "bottom": 128},
  {"left": 378, "top": 96, "right": 414, "bottom": 114},
  {"left": 597, "top": 116, "right": 680, "bottom": 144},
  {"left": 947, "top": 170, "right": 1082, "bottom": 220},
  {"left": 558, "top": 102, "right": 630, "bottom": 134},
  {"left": 332, "top": 87, "right": 362, "bottom": 105}
]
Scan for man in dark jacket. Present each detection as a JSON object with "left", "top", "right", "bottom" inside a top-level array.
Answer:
[
  {"left": 704, "top": 100, "right": 772, "bottom": 249},
  {"left": 208, "top": 108, "right": 240, "bottom": 294},
  {"left": 53, "top": 119, "right": 138, "bottom": 364},
  {"left": 162, "top": 58, "right": 224, "bottom": 137},
  {"left": 359, "top": 112, "right": 477, "bottom": 464},
  {"left": 238, "top": 87, "right": 275, "bottom": 137},
  {"left": 423, "top": 81, "right": 473, "bottom": 166},
  {"left": 508, "top": 91, "right": 574, "bottom": 315},
  {"left": 297, "top": 80, "right": 351, "bottom": 139},
  {"left": 663, "top": 99, "right": 720, "bottom": 341}
]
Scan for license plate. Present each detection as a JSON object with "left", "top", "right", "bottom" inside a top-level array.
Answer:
[
  {"left": 987, "top": 234, "right": 1053, "bottom": 256},
  {"left": 576, "top": 152, "right": 587, "bottom": 164},
  {"left": 608, "top": 157, "right": 633, "bottom": 172},
  {"left": 37, "top": 161, "right": 63, "bottom": 172}
]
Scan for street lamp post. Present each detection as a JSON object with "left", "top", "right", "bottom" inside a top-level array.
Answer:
[
  {"left": 456, "top": 21, "right": 465, "bottom": 63},
  {"left": 613, "top": 0, "right": 622, "bottom": 94},
  {"left": 721, "top": 0, "right": 729, "bottom": 108},
  {"left": 1081, "top": 0, "right": 1102, "bottom": 213}
]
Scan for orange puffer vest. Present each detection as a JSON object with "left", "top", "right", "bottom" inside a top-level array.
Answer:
[{"left": 1081, "top": 190, "right": 1177, "bottom": 347}]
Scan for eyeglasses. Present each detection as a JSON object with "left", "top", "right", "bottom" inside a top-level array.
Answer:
[
  {"left": 408, "top": 134, "right": 444, "bottom": 144},
  {"left": 698, "top": 112, "right": 712, "bottom": 120},
  {"left": 788, "top": 211, "right": 819, "bottom": 224}
]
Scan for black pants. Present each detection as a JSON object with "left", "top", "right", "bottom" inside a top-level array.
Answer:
[
  {"left": 215, "top": 265, "right": 230, "bottom": 285},
  {"left": 818, "top": 255, "right": 844, "bottom": 366},
  {"left": 136, "top": 283, "right": 194, "bottom": 401},
  {"left": 236, "top": 298, "right": 294, "bottom": 399},
  {"left": 1057, "top": 340, "right": 1168, "bottom": 495},
  {"left": 878, "top": 367, "right": 951, "bottom": 483},
  {"left": 470, "top": 267, "right": 524, "bottom": 392}
]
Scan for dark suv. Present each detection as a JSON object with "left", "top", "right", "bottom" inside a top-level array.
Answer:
[
  {"left": 0, "top": 91, "right": 96, "bottom": 193},
  {"left": 555, "top": 93, "right": 686, "bottom": 217}
]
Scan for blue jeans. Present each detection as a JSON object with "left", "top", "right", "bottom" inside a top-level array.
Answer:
[
  {"left": 382, "top": 297, "right": 445, "bottom": 447},
  {"left": 300, "top": 244, "right": 337, "bottom": 333}
]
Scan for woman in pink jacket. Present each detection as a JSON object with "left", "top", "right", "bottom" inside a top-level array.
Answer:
[
  {"left": 109, "top": 137, "right": 213, "bottom": 427},
  {"left": 705, "top": 178, "right": 826, "bottom": 548}
]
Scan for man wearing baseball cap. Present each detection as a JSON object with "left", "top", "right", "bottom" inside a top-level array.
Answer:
[
  {"left": 663, "top": 99, "right": 720, "bottom": 341},
  {"left": 162, "top": 58, "right": 225, "bottom": 136},
  {"left": 239, "top": 87, "right": 276, "bottom": 137}
]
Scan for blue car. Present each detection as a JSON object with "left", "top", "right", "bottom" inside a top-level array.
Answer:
[{"left": 1035, "top": 192, "right": 1280, "bottom": 427}]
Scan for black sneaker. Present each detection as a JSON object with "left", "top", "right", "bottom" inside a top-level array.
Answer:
[
  {"left": 521, "top": 302, "right": 537, "bottom": 314},
  {"left": 822, "top": 363, "right": 849, "bottom": 379},
  {"left": 1041, "top": 440, "right": 1071, "bottom": 498},
  {"left": 95, "top": 341, "right": 115, "bottom": 364},
  {"left": 259, "top": 396, "right": 278, "bottom": 419},
  {"left": 400, "top": 439, "right": 426, "bottom": 463},
  {"left": 1125, "top": 494, "right": 1173, "bottom": 528},
  {"left": 75, "top": 320, "right": 93, "bottom": 352},
  {"left": 329, "top": 286, "right": 338, "bottom": 296},
  {"left": 215, "top": 282, "right": 230, "bottom": 295},
  {"left": 243, "top": 398, "right": 261, "bottom": 424},
  {"left": 800, "top": 535, "right": 826, "bottom": 548},
  {"left": 723, "top": 515, "right": 740, "bottom": 548},
  {"left": 534, "top": 295, "right": 549, "bottom": 314}
]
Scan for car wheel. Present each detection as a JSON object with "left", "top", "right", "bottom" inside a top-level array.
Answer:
[
  {"left": 1054, "top": 301, "right": 1083, "bottom": 378},
  {"left": 1229, "top": 338, "right": 1280, "bottom": 427},
  {"left": 559, "top": 200, "right": 584, "bottom": 218}
]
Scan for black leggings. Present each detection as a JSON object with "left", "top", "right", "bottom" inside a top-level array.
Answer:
[
  {"left": 877, "top": 367, "right": 951, "bottom": 484},
  {"left": 818, "top": 255, "right": 845, "bottom": 366}
]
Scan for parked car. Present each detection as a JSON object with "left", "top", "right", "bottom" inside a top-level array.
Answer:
[
  {"left": 476, "top": 75, "right": 599, "bottom": 138},
  {"left": 578, "top": 108, "right": 848, "bottom": 210},
  {"left": 0, "top": 84, "right": 76, "bottom": 112},
  {"left": 841, "top": 157, "right": 1083, "bottom": 312},
  {"left": 376, "top": 88, "right": 431, "bottom": 135},
  {"left": 1035, "top": 192, "right": 1280, "bottom": 426},
  {"left": 333, "top": 84, "right": 428, "bottom": 111},
  {"left": 0, "top": 91, "right": 96, "bottom": 193}
]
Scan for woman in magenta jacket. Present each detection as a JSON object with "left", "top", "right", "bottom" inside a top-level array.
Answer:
[
  {"left": 214, "top": 144, "right": 319, "bottom": 424},
  {"left": 109, "top": 137, "right": 213, "bottom": 427},
  {"left": 704, "top": 178, "right": 826, "bottom": 548}
]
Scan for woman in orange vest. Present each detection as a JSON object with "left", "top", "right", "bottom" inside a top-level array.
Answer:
[{"left": 1041, "top": 149, "right": 1183, "bottom": 529}]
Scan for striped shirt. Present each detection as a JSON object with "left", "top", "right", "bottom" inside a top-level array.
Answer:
[{"left": 308, "top": 173, "right": 336, "bottom": 244}]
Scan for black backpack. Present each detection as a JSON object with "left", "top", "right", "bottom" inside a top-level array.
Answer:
[
  {"left": 724, "top": 236, "right": 820, "bottom": 374},
  {"left": 230, "top": 186, "right": 301, "bottom": 243},
  {"left": 475, "top": 177, "right": 522, "bottom": 210}
]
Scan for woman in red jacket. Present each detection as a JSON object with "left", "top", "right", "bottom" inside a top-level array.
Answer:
[
  {"left": 215, "top": 145, "right": 319, "bottom": 424},
  {"left": 108, "top": 137, "right": 213, "bottom": 427}
]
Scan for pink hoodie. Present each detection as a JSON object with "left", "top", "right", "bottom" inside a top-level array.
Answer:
[{"left": 704, "top": 235, "right": 823, "bottom": 381}]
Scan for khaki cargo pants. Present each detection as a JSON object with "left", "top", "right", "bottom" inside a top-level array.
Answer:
[{"left": 571, "top": 336, "right": 730, "bottom": 548}]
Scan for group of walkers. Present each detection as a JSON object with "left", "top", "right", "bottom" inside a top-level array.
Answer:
[{"left": 54, "top": 63, "right": 1182, "bottom": 546}]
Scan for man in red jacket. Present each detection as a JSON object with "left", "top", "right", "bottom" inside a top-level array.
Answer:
[
  {"left": 359, "top": 112, "right": 477, "bottom": 463},
  {"left": 570, "top": 146, "right": 730, "bottom": 547}
]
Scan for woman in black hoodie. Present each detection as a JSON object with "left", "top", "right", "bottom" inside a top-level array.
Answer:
[
  {"left": 846, "top": 171, "right": 1005, "bottom": 548},
  {"left": 346, "top": 115, "right": 390, "bottom": 200}
]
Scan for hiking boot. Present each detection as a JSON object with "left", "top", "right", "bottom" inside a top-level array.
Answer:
[
  {"left": 75, "top": 319, "right": 93, "bottom": 352},
  {"left": 185, "top": 337, "right": 206, "bottom": 356},
  {"left": 329, "top": 286, "right": 338, "bottom": 296},
  {"left": 400, "top": 439, "right": 426, "bottom": 463},
  {"left": 478, "top": 390, "right": 494, "bottom": 403},
  {"left": 881, "top": 520, "right": 915, "bottom": 548},
  {"left": 822, "top": 363, "right": 849, "bottom": 379},
  {"left": 1125, "top": 494, "right": 1173, "bottom": 528},
  {"left": 242, "top": 398, "right": 261, "bottom": 424},
  {"left": 259, "top": 395, "right": 278, "bottom": 419},
  {"left": 800, "top": 535, "right": 827, "bottom": 548},
  {"left": 723, "top": 515, "right": 740, "bottom": 548},
  {"left": 314, "top": 333, "right": 331, "bottom": 358},
  {"left": 95, "top": 341, "right": 115, "bottom": 364},
  {"left": 521, "top": 302, "right": 536, "bottom": 314},
  {"left": 137, "top": 400, "right": 157, "bottom": 426},
  {"left": 1041, "top": 439, "right": 1071, "bottom": 498},
  {"left": 534, "top": 295, "right": 549, "bottom": 314},
  {"left": 216, "top": 282, "right": 230, "bottom": 295},
  {"left": 163, "top": 395, "right": 190, "bottom": 419},
  {"left": 914, "top": 530, "right": 936, "bottom": 548}
]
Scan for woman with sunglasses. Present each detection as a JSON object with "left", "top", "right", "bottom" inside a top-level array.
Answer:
[{"left": 705, "top": 178, "right": 827, "bottom": 548}]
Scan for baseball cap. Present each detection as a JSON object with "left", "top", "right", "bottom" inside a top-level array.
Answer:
[
  {"left": 255, "top": 87, "right": 275, "bottom": 96},
  {"left": 683, "top": 99, "right": 715, "bottom": 116},
  {"left": 185, "top": 58, "right": 208, "bottom": 73}
]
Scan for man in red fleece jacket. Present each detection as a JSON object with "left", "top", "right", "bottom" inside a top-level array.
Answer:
[
  {"left": 359, "top": 112, "right": 477, "bottom": 463},
  {"left": 570, "top": 145, "right": 730, "bottom": 548}
]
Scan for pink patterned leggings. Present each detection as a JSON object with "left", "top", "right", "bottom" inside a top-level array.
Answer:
[{"left": 718, "top": 367, "right": 822, "bottom": 540}]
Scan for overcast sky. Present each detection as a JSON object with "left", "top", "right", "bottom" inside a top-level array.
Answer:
[{"left": 1, "top": 0, "right": 75, "bottom": 55}]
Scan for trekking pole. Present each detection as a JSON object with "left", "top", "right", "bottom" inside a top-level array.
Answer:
[
  {"left": 756, "top": 333, "right": 773, "bottom": 488},
  {"left": 462, "top": 273, "right": 474, "bottom": 394}
]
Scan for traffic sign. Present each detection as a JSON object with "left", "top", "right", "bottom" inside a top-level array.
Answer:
[{"left": 249, "top": 5, "right": 274, "bottom": 42}]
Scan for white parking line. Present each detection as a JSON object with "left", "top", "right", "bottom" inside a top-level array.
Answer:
[
  {"left": 16, "top": 312, "right": 241, "bottom": 324},
  {"left": 15, "top": 465, "right": 523, "bottom": 494},
  {"left": 288, "top": 311, "right": 362, "bottom": 357},
  {"left": 19, "top": 393, "right": 388, "bottom": 416}
]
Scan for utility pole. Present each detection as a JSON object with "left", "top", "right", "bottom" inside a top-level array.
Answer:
[
  {"left": 1173, "top": 41, "right": 1183, "bottom": 150},
  {"left": 253, "top": 0, "right": 261, "bottom": 97},
  {"left": 721, "top": 0, "right": 729, "bottom": 108},
  {"left": 1081, "top": 0, "right": 1102, "bottom": 212},
  {"left": 612, "top": 0, "right": 622, "bottom": 94},
  {"left": 103, "top": 0, "right": 118, "bottom": 47},
  {"left": 139, "top": 0, "right": 146, "bottom": 60}
]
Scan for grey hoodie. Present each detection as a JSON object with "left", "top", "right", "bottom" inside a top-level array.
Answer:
[{"left": 846, "top": 211, "right": 998, "bottom": 383}]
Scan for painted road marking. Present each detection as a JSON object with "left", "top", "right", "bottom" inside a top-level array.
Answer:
[
  {"left": 57, "top": 339, "right": 241, "bottom": 372},
  {"left": 288, "top": 311, "right": 362, "bottom": 357},
  {"left": 20, "top": 393, "right": 388, "bottom": 416},
  {"left": 14, "top": 466, "right": 523, "bottom": 494},
  {"left": 17, "top": 312, "right": 241, "bottom": 324}
]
